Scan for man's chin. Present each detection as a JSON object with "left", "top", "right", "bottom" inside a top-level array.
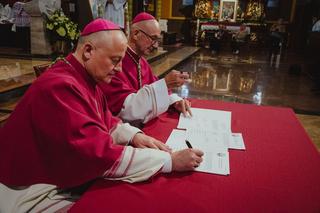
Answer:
[
  {"left": 143, "top": 51, "right": 150, "bottom": 56},
  {"left": 97, "top": 76, "right": 112, "bottom": 84},
  {"left": 103, "top": 77, "right": 112, "bottom": 84},
  {"left": 144, "top": 48, "right": 154, "bottom": 56}
]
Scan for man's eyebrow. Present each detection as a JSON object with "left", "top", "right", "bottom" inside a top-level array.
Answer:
[
  {"left": 111, "top": 56, "right": 122, "bottom": 60},
  {"left": 110, "top": 56, "right": 122, "bottom": 63}
]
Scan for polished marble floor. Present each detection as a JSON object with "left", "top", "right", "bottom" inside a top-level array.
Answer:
[{"left": 172, "top": 48, "right": 320, "bottom": 149}]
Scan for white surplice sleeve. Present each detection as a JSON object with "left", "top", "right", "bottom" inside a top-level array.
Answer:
[
  {"left": 110, "top": 122, "right": 141, "bottom": 145},
  {"left": 119, "top": 78, "right": 171, "bottom": 124},
  {"left": 169, "top": 93, "right": 183, "bottom": 105},
  {"left": 103, "top": 146, "right": 172, "bottom": 183},
  {"left": 107, "top": 119, "right": 172, "bottom": 182}
]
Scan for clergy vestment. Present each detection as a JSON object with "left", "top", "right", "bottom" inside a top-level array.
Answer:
[
  {"left": 99, "top": 46, "right": 182, "bottom": 124},
  {"left": 104, "top": 0, "right": 126, "bottom": 29},
  {"left": 0, "top": 54, "right": 171, "bottom": 212}
]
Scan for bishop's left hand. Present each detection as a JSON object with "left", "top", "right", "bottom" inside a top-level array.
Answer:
[
  {"left": 164, "top": 70, "right": 189, "bottom": 89},
  {"left": 131, "top": 133, "right": 172, "bottom": 152},
  {"left": 173, "top": 99, "right": 192, "bottom": 117}
]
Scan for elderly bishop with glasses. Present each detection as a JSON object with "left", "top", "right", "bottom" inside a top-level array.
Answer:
[{"left": 99, "top": 12, "right": 192, "bottom": 132}]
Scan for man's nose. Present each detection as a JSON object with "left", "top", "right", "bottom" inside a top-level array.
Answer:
[
  {"left": 153, "top": 41, "right": 159, "bottom": 48},
  {"left": 113, "top": 61, "right": 122, "bottom": 72}
]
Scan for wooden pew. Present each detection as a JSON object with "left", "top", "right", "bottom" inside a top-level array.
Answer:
[
  {"left": 33, "top": 63, "right": 51, "bottom": 77},
  {"left": 0, "top": 112, "right": 10, "bottom": 127}
]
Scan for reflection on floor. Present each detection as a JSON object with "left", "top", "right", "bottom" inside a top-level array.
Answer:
[{"left": 173, "top": 49, "right": 320, "bottom": 149}]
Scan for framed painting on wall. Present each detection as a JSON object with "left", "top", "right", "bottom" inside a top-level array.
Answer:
[{"left": 219, "top": 0, "right": 238, "bottom": 22}]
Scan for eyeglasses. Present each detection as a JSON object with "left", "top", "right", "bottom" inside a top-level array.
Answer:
[{"left": 137, "top": 27, "right": 162, "bottom": 45}]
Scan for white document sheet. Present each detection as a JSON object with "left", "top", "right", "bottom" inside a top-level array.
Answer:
[
  {"left": 186, "top": 129, "right": 245, "bottom": 150},
  {"left": 186, "top": 128, "right": 231, "bottom": 149},
  {"left": 165, "top": 129, "right": 187, "bottom": 151},
  {"left": 177, "top": 107, "right": 245, "bottom": 150},
  {"left": 230, "top": 133, "right": 246, "bottom": 150},
  {"left": 197, "top": 146, "right": 230, "bottom": 175},
  {"left": 166, "top": 129, "right": 230, "bottom": 175},
  {"left": 177, "top": 108, "right": 232, "bottom": 132}
]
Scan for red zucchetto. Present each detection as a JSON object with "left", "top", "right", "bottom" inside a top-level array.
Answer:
[
  {"left": 81, "top": 18, "right": 120, "bottom": 36},
  {"left": 132, "top": 12, "right": 156, "bottom": 24}
]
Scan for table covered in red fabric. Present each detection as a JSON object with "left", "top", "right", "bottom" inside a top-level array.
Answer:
[{"left": 70, "top": 99, "right": 320, "bottom": 213}]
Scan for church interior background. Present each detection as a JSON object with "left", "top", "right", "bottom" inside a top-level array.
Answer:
[{"left": 0, "top": 0, "right": 319, "bottom": 148}]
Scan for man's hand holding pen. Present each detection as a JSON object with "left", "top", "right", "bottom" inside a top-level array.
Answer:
[{"left": 171, "top": 140, "right": 204, "bottom": 171}]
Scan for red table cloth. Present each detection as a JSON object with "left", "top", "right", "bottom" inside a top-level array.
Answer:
[{"left": 70, "top": 99, "right": 320, "bottom": 213}]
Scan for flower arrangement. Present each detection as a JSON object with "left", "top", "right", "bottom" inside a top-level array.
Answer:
[{"left": 45, "top": 9, "right": 80, "bottom": 44}]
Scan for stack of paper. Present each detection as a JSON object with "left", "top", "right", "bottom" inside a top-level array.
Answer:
[{"left": 166, "top": 107, "right": 245, "bottom": 175}]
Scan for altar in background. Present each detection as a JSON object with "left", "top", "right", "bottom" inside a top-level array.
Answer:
[
  {"left": 193, "top": 0, "right": 269, "bottom": 46},
  {"left": 194, "top": 0, "right": 265, "bottom": 23}
]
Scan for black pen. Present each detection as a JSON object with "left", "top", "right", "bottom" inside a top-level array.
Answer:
[{"left": 185, "top": 140, "right": 193, "bottom": 148}]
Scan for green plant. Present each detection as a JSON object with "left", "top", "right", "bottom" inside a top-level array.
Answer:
[{"left": 45, "top": 9, "right": 80, "bottom": 44}]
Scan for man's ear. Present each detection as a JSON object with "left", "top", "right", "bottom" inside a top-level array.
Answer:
[
  {"left": 83, "top": 43, "right": 93, "bottom": 60},
  {"left": 132, "top": 29, "right": 139, "bottom": 40}
]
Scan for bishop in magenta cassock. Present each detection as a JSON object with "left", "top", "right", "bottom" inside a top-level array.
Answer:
[
  {"left": 0, "top": 18, "right": 203, "bottom": 213},
  {"left": 99, "top": 12, "right": 192, "bottom": 126}
]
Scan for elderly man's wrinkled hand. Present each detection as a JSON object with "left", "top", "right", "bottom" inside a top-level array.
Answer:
[
  {"left": 164, "top": 70, "right": 189, "bottom": 89},
  {"left": 171, "top": 148, "right": 204, "bottom": 171},
  {"left": 131, "top": 133, "right": 172, "bottom": 152},
  {"left": 173, "top": 99, "right": 192, "bottom": 117}
]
